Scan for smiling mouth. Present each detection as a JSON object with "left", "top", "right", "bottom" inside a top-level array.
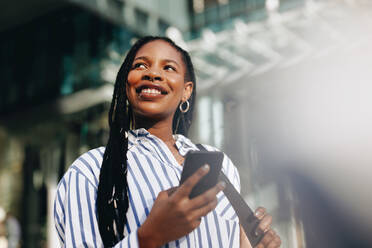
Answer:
[{"left": 136, "top": 85, "right": 168, "bottom": 96}]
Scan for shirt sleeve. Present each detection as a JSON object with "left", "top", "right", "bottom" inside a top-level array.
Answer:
[{"left": 54, "top": 169, "right": 140, "bottom": 248}]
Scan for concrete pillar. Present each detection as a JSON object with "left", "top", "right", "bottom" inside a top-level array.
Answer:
[{"left": 40, "top": 144, "right": 61, "bottom": 248}]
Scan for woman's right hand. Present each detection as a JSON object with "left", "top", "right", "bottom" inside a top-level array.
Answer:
[{"left": 137, "top": 164, "right": 225, "bottom": 248}]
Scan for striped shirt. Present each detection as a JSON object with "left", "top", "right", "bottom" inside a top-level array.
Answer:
[{"left": 54, "top": 128, "right": 241, "bottom": 248}]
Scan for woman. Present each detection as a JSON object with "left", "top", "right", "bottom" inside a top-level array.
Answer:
[{"left": 54, "top": 36, "right": 281, "bottom": 247}]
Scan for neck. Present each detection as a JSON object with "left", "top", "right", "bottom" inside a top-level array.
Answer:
[{"left": 135, "top": 115, "right": 175, "bottom": 145}]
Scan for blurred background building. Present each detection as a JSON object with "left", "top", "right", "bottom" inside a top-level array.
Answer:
[{"left": 1, "top": 0, "right": 372, "bottom": 247}]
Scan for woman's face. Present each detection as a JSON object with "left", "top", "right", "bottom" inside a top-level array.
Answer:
[{"left": 127, "top": 40, "right": 193, "bottom": 122}]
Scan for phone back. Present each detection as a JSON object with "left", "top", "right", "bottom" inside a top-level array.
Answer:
[{"left": 180, "top": 151, "right": 223, "bottom": 198}]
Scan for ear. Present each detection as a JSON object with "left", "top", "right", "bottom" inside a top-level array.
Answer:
[{"left": 182, "top": 81, "right": 194, "bottom": 102}]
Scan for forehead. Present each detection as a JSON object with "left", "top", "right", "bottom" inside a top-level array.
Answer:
[{"left": 135, "top": 40, "right": 184, "bottom": 65}]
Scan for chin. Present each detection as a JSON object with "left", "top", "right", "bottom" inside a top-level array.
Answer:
[
  {"left": 134, "top": 102, "right": 176, "bottom": 116},
  {"left": 134, "top": 108, "right": 174, "bottom": 121}
]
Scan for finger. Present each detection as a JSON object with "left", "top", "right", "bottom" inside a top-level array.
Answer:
[
  {"left": 166, "top": 186, "right": 178, "bottom": 196},
  {"left": 256, "top": 214, "right": 272, "bottom": 236},
  {"left": 190, "top": 181, "right": 225, "bottom": 209},
  {"left": 188, "top": 217, "right": 203, "bottom": 231},
  {"left": 174, "top": 164, "right": 210, "bottom": 199},
  {"left": 259, "top": 229, "right": 275, "bottom": 246},
  {"left": 267, "top": 234, "right": 281, "bottom": 248},
  {"left": 190, "top": 196, "right": 218, "bottom": 220},
  {"left": 254, "top": 207, "right": 267, "bottom": 220}
]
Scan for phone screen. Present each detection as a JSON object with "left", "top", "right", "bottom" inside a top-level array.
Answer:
[{"left": 180, "top": 151, "right": 223, "bottom": 198}]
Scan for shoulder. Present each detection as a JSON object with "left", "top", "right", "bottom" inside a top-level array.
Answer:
[
  {"left": 58, "top": 147, "right": 105, "bottom": 190},
  {"left": 195, "top": 143, "right": 220, "bottom": 152},
  {"left": 195, "top": 143, "right": 232, "bottom": 167}
]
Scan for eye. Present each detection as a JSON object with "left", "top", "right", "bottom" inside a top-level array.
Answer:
[
  {"left": 164, "top": 65, "right": 176, "bottom": 72},
  {"left": 132, "top": 62, "right": 146, "bottom": 69}
]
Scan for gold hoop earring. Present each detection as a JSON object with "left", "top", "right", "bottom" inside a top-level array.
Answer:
[{"left": 179, "top": 100, "right": 190, "bottom": 113}]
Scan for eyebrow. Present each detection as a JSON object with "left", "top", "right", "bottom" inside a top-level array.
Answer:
[
  {"left": 163, "top": 59, "right": 180, "bottom": 67},
  {"left": 133, "top": 56, "right": 149, "bottom": 62},
  {"left": 133, "top": 56, "right": 180, "bottom": 67}
]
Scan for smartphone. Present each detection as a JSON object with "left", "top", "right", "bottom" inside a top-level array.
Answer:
[{"left": 180, "top": 151, "right": 223, "bottom": 198}]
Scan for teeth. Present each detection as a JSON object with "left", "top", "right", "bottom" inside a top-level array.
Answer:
[{"left": 141, "top": 88, "right": 161, "bottom": 95}]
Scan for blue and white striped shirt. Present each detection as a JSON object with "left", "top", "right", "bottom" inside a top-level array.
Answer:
[{"left": 54, "top": 128, "right": 241, "bottom": 247}]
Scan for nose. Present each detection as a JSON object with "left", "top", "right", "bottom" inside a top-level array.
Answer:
[{"left": 142, "top": 68, "right": 163, "bottom": 82}]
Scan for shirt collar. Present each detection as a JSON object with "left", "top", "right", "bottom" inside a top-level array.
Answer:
[
  {"left": 128, "top": 128, "right": 150, "bottom": 139},
  {"left": 174, "top": 134, "right": 198, "bottom": 156},
  {"left": 128, "top": 128, "right": 198, "bottom": 156}
]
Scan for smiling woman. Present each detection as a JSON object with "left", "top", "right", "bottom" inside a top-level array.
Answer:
[{"left": 53, "top": 36, "right": 281, "bottom": 248}]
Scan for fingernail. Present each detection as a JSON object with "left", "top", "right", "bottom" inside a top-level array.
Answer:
[
  {"left": 202, "top": 164, "right": 209, "bottom": 171},
  {"left": 218, "top": 181, "right": 226, "bottom": 189},
  {"left": 255, "top": 227, "right": 266, "bottom": 237},
  {"left": 255, "top": 209, "right": 264, "bottom": 218}
]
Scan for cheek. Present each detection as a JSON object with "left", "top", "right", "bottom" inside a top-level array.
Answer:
[
  {"left": 168, "top": 75, "right": 185, "bottom": 95},
  {"left": 127, "top": 71, "right": 141, "bottom": 98},
  {"left": 127, "top": 71, "right": 140, "bottom": 86}
]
